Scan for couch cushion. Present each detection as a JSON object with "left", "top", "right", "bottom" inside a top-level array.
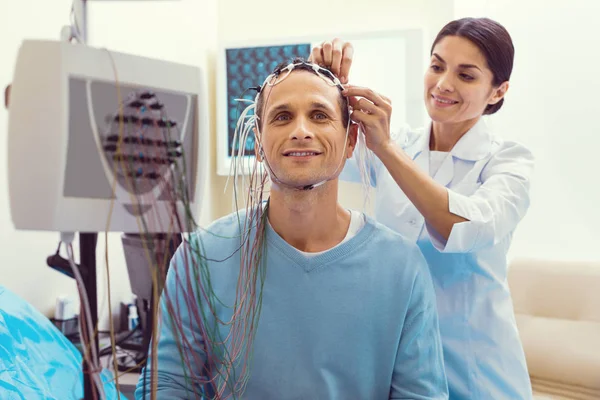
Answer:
[
  {"left": 531, "top": 377, "right": 600, "bottom": 400},
  {"left": 509, "top": 258, "right": 600, "bottom": 396},
  {"left": 509, "top": 259, "right": 600, "bottom": 322},
  {"left": 515, "top": 314, "right": 600, "bottom": 391}
]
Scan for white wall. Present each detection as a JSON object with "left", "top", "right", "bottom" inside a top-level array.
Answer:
[
  {"left": 455, "top": 0, "right": 600, "bottom": 262},
  {"left": 0, "top": 0, "right": 219, "bottom": 328}
]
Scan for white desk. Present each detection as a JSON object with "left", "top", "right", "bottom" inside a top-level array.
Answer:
[{"left": 113, "top": 371, "right": 139, "bottom": 399}]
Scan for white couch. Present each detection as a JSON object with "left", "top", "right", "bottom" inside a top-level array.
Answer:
[{"left": 508, "top": 258, "right": 600, "bottom": 399}]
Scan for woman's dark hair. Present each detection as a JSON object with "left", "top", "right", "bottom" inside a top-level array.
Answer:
[
  {"left": 255, "top": 57, "right": 349, "bottom": 130},
  {"left": 431, "top": 17, "right": 514, "bottom": 115}
]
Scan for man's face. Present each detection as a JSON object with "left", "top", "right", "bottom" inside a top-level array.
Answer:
[{"left": 257, "top": 70, "right": 356, "bottom": 188}]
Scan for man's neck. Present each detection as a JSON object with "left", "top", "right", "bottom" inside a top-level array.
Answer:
[{"left": 267, "top": 181, "right": 351, "bottom": 253}]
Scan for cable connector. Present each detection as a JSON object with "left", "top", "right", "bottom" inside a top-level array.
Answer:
[
  {"left": 60, "top": 25, "right": 72, "bottom": 42},
  {"left": 60, "top": 232, "right": 76, "bottom": 245}
]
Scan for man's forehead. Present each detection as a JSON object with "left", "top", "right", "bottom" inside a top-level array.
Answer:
[{"left": 263, "top": 70, "right": 340, "bottom": 110}]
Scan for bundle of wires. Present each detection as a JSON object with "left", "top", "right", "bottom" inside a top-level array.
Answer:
[
  {"left": 94, "top": 48, "right": 273, "bottom": 399},
  {"left": 66, "top": 44, "right": 375, "bottom": 400},
  {"left": 61, "top": 3, "right": 275, "bottom": 399}
]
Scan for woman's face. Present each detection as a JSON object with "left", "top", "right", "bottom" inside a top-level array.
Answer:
[{"left": 424, "top": 35, "right": 507, "bottom": 125}]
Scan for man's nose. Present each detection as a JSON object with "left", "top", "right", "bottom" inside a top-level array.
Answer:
[{"left": 289, "top": 118, "right": 315, "bottom": 141}]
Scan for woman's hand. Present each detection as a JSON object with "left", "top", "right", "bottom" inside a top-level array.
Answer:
[
  {"left": 309, "top": 38, "right": 354, "bottom": 84},
  {"left": 343, "top": 85, "right": 393, "bottom": 157}
]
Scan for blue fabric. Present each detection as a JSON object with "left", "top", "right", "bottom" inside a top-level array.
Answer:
[
  {"left": 0, "top": 285, "right": 127, "bottom": 400},
  {"left": 136, "top": 210, "right": 448, "bottom": 399}
]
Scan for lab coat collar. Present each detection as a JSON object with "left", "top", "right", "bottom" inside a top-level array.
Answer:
[{"left": 412, "top": 118, "right": 493, "bottom": 162}]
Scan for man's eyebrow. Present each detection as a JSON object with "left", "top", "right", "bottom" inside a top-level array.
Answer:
[
  {"left": 266, "top": 101, "right": 336, "bottom": 119},
  {"left": 433, "top": 53, "right": 482, "bottom": 71},
  {"left": 311, "top": 101, "right": 335, "bottom": 112},
  {"left": 266, "top": 104, "right": 291, "bottom": 119}
]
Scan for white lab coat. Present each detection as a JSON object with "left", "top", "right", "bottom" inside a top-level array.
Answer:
[{"left": 341, "top": 118, "right": 535, "bottom": 400}]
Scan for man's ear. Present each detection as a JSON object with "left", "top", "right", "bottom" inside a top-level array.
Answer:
[
  {"left": 253, "top": 126, "right": 263, "bottom": 162},
  {"left": 346, "top": 123, "right": 359, "bottom": 158}
]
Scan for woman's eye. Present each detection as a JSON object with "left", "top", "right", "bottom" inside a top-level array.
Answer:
[
  {"left": 430, "top": 65, "right": 442, "bottom": 72},
  {"left": 460, "top": 73, "right": 474, "bottom": 81}
]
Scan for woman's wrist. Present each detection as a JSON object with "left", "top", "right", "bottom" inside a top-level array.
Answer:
[{"left": 372, "top": 139, "right": 397, "bottom": 162}]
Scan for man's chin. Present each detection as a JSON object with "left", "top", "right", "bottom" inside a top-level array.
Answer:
[{"left": 272, "top": 174, "right": 326, "bottom": 189}]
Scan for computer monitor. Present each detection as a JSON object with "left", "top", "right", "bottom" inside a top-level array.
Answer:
[{"left": 8, "top": 40, "right": 208, "bottom": 233}]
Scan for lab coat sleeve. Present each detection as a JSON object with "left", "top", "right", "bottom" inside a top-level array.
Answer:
[
  {"left": 390, "top": 247, "right": 449, "bottom": 399},
  {"left": 429, "top": 142, "right": 534, "bottom": 253},
  {"left": 135, "top": 240, "right": 208, "bottom": 399}
]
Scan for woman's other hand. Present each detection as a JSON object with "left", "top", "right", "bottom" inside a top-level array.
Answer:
[
  {"left": 309, "top": 38, "right": 354, "bottom": 84},
  {"left": 343, "top": 85, "right": 393, "bottom": 156}
]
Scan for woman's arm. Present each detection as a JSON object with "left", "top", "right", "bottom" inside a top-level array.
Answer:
[
  {"left": 376, "top": 139, "right": 468, "bottom": 240},
  {"left": 345, "top": 85, "right": 534, "bottom": 252},
  {"left": 343, "top": 85, "right": 466, "bottom": 241}
]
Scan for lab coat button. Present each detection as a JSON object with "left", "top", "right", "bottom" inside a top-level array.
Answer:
[{"left": 409, "top": 219, "right": 416, "bottom": 226}]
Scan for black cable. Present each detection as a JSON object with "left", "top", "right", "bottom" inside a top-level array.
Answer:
[{"left": 98, "top": 324, "right": 141, "bottom": 357}]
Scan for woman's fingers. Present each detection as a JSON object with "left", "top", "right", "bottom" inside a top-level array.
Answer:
[
  {"left": 321, "top": 40, "right": 333, "bottom": 66},
  {"left": 350, "top": 108, "right": 376, "bottom": 125},
  {"left": 309, "top": 45, "right": 322, "bottom": 65},
  {"left": 349, "top": 94, "right": 392, "bottom": 154},
  {"left": 309, "top": 39, "right": 354, "bottom": 84},
  {"left": 343, "top": 85, "right": 391, "bottom": 110},
  {"left": 348, "top": 96, "right": 378, "bottom": 115},
  {"left": 330, "top": 38, "right": 344, "bottom": 77},
  {"left": 337, "top": 40, "right": 354, "bottom": 83},
  {"left": 380, "top": 93, "right": 392, "bottom": 105}
]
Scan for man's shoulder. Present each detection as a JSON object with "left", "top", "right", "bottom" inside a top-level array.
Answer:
[
  {"left": 360, "top": 214, "right": 426, "bottom": 269},
  {"left": 187, "top": 208, "right": 254, "bottom": 252},
  {"left": 362, "top": 215, "right": 415, "bottom": 247},
  {"left": 205, "top": 209, "right": 250, "bottom": 237},
  {"left": 354, "top": 214, "right": 434, "bottom": 297},
  {"left": 172, "top": 209, "right": 259, "bottom": 269}
]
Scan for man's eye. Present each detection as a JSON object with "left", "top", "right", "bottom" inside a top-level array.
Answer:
[
  {"left": 313, "top": 112, "right": 328, "bottom": 120},
  {"left": 274, "top": 113, "right": 290, "bottom": 122}
]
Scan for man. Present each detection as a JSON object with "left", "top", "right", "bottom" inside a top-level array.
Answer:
[{"left": 135, "top": 59, "right": 448, "bottom": 399}]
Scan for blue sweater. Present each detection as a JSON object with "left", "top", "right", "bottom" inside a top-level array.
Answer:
[{"left": 135, "top": 211, "right": 448, "bottom": 399}]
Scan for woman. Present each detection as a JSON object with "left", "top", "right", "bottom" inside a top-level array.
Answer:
[{"left": 312, "top": 18, "right": 534, "bottom": 399}]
